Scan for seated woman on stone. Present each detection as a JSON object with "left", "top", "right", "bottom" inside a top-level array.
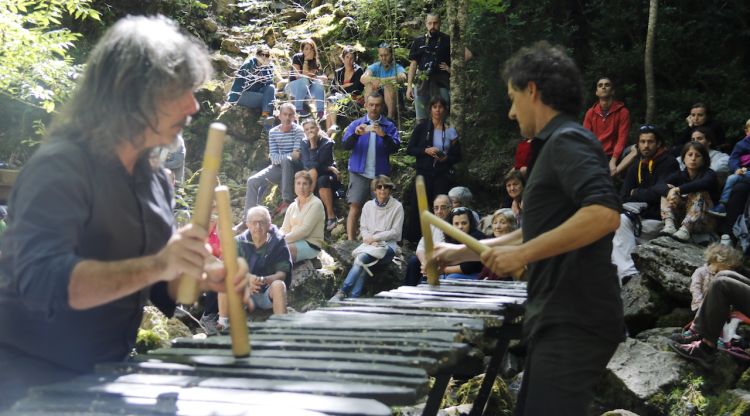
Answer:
[
  {"left": 440, "top": 207, "right": 486, "bottom": 280},
  {"left": 326, "top": 45, "right": 364, "bottom": 134},
  {"left": 330, "top": 175, "right": 403, "bottom": 300},
  {"left": 299, "top": 119, "right": 340, "bottom": 231},
  {"left": 225, "top": 44, "right": 277, "bottom": 123},
  {"left": 502, "top": 169, "right": 524, "bottom": 227},
  {"left": 479, "top": 208, "right": 518, "bottom": 280},
  {"left": 657, "top": 141, "right": 719, "bottom": 242},
  {"left": 280, "top": 170, "right": 325, "bottom": 263},
  {"left": 286, "top": 38, "right": 327, "bottom": 119}
]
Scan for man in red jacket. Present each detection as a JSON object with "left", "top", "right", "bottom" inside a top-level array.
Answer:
[{"left": 583, "top": 77, "right": 631, "bottom": 175}]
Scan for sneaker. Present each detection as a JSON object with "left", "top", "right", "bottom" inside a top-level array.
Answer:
[
  {"left": 670, "top": 329, "right": 701, "bottom": 344},
  {"left": 326, "top": 218, "right": 338, "bottom": 231},
  {"left": 258, "top": 116, "right": 275, "bottom": 129},
  {"left": 200, "top": 313, "right": 219, "bottom": 336},
  {"left": 329, "top": 290, "right": 346, "bottom": 303},
  {"left": 661, "top": 222, "right": 677, "bottom": 235},
  {"left": 672, "top": 226, "right": 691, "bottom": 242},
  {"left": 273, "top": 201, "right": 290, "bottom": 217},
  {"left": 709, "top": 204, "right": 727, "bottom": 217},
  {"left": 670, "top": 340, "right": 716, "bottom": 369}
]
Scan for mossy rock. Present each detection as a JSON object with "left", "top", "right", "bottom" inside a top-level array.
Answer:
[{"left": 706, "top": 389, "right": 750, "bottom": 416}]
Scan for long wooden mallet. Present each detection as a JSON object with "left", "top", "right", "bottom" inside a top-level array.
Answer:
[
  {"left": 415, "top": 176, "right": 439, "bottom": 286},
  {"left": 176, "top": 123, "right": 227, "bottom": 304},
  {"left": 215, "top": 185, "right": 251, "bottom": 358},
  {"left": 421, "top": 211, "right": 526, "bottom": 280}
]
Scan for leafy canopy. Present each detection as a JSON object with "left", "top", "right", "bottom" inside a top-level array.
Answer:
[{"left": 0, "top": 0, "right": 101, "bottom": 113}]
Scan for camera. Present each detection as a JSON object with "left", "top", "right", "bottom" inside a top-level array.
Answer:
[
  {"left": 421, "top": 60, "right": 436, "bottom": 76},
  {"left": 435, "top": 150, "right": 446, "bottom": 158}
]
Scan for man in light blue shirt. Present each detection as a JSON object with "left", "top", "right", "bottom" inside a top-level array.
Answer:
[{"left": 360, "top": 44, "right": 406, "bottom": 120}]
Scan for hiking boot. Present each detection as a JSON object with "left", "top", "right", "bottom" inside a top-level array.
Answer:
[
  {"left": 670, "top": 328, "right": 701, "bottom": 344},
  {"left": 329, "top": 290, "right": 346, "bottom": 303},
  {"left": 672, "top": 226, "right": 691, "bottom": 242},
  {"left": 661, "top": 221, "right": 677, "bottom": 236},
  {"left": 709, "top": 204, "right": 727, "bottom": 217},
  {"left": 670, "top": 340, "right": 716, "bottom": 369},
  {"left": 326, "top": 218, "right": 338, "bottom": 231}
]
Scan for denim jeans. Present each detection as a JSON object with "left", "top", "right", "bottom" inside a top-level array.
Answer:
[
  {"left": 719, "top": 172, "right": 749, "bottom": 203},
  {"left": 341, "top": 246, "right": 396, "bottom": 298},
  {"left": 286, "top": 78, "right": 325, "bottom": 114},
  {"left": 237, "top": 85, "right": 276, "bottom": 113}
]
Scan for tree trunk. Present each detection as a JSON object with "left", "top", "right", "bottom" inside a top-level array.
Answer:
[
  {"left": 447, "top": 0, "right": 467, "bottom": 137},
  {"left": 644, "top": 0, "right": 658, "bottom": 124}
]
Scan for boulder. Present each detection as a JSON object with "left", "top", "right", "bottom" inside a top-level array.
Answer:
[
  {"left": 200, "top": 17, "right": 219, "bottom": 33},
  {"left": 601, "top": 410, "right": 641, "bottom": 416},
  {"left": 281, "top": 7, "right": 307, "bottom": 23},
  {"left": 210, "top": 53, "right": 240, "bottom": 76},
  {"left": 621, "top": 274, "right": 670, "bottom": 335},
  {"left": 220, "top": 38, "right": 242, "bottom": 54},
  {"left": 632, "top": 237, "right": 704, "bottom": 303},
  {"left": 288, "top": 257, "right": 337, "bottom": 312},
  {"left": 327, "top": 240, "right": 411, "bottom": 297},
  {"left": 634, "top": 327, "right": 682, "bottom": 352},
  {"left": 597, "top": 338, "right": 690, "bottom": 414},
  {"left": 706, "top": 389, "right": 750, "bottom": 415},
  {"left": 308, "top": 3, "right": 334, "bottom": 18},
  {"left": 655, "top": 307, "right": 694, "bottom": 329}
]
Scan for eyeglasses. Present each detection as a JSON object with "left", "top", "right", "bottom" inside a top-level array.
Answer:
[
  {"left": 257, "top": 52, "right": 270, "bottom": 57},
  {"left": 639, "top": 124, "right": 657, "bottom": 133},
  {"left": 433, "top": 205, "right": 450, "bottom": 211},
  {"left": 375, "top": 184, "right": 393, "bottom": 190}
]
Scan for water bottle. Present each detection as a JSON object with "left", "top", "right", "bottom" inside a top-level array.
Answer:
[{"left": 720, "top": 234, "right": 732, "bottom": 246}]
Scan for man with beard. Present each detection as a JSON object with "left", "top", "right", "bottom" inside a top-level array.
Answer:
[
  {"left": 612, "top": 125, "right": 679, "bottom": 282},
  {"left": 406, "top": 13, "right": 472, "bottom": 123},
  {"left": 0, "top": 16, "right": 249, "bottom": 409},
  {"left": 583, "top": 77, "right": 631, "bottom": 176}
]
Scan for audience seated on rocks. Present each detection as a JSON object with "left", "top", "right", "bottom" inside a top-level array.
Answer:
[
  {"left": 299, "top": 119, "right": 340, "bottom": 230},
  {"left": 440, "top": 207, "right": 486, "bottom": 280},
  {"left": 237, "top": 206, "right": 291, "bottom": 315},
  {"left": 341, "top": 92, "right": 400, "bottom": 240},
  {"left": 360, "top": 43, "right": 406, "bottom": 120},
  {"left": 237, "top": 102, "right": 304, "bottom": 232},
  {"left": 674, "top": 102, "right": 727, "bottom": 155},
  {"left": 479, "top": 208, "right": 518, "bottom": 280},
  {"left": 404, "top": 95, "right": 461, "bottom": 242},
  {"left": 710, "top": 119, "right": 750, "bottom": 216},
  {"left": 326, "top": 45, "right": 365, "bottom": 134},
  {"left": 403, "top": 194, "right": 451, "bottom": 286},
  {"left": 677, "top": 127, "right": 729, "bottom": 175},
  {"left": 670, "top": 262, "right": 750, "bottom": 368},
  {"left": 281, "top": 170, "right": 325, "bottom": 263},
  {"left": 286, "top": 38, "right": 327, "bottom": 118},
  {"left": 331, "top": 175, "right": 403, "bottom": 300},
  {"left": 656, "top": 142, "right": 719, "bottom": 242},
  {"left": 612, "top": 125, "right": 679, "bottom": 283},
  {"left": 501, "top": 169, "right": 524, "bottom": 226},
  {"left": 448, "top": 186, "right": 480, "bottom": 224},
  {"left": 583, "top": 76, "right": 631, "bottom": 176},
  {"left": 225, "top": 44, "right": 277, "bottom": 125}
]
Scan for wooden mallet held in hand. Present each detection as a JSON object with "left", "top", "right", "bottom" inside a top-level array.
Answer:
[
  {"left": 421, "top": 211, "right": 526, "bottom": 280},
  {"left": 415, "top": 176, "right": 439, "bottom": 285},
  {"left": 215, "top": 185, "right": 250, "bottom": 358},
  {"left": 176, "top": 123, "right": 226, "bottom": 304}
]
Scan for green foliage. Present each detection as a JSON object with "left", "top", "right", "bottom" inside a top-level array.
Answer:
[
  {"left": 469, "top": 0, "right": 507, "bottom": 15},
  {"left": 0, "top": 0, "right": 100, "bottom": 112}
]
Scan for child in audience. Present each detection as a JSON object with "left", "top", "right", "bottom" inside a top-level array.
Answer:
[{"left": 710, "top": 118, "right": 750, "bottom": 215}]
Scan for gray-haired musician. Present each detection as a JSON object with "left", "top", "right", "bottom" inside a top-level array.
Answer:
[{"left": 0, "top": 15, "right": 248, "bottom": 408}]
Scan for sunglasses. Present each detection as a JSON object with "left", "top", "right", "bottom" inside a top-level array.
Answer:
[
  {"left": 375, "top": 184, "right": 393, "bottom": 190},
  {"left": 639, "top": 124, "right": 656, "bottom": 133},
  {"left": 378, "top": 42, "right": 391, "bottom": 49}
]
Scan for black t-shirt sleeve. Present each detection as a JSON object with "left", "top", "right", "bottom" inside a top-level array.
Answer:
[{"left": 550, "top": 132, "right": 621, "bottom": 212}]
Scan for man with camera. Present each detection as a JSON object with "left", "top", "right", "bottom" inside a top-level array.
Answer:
[
  {"left": 406, "top": 13, "right": 472, "bottom": 123},
  {"left": 341, "top": 92, "right": 401, "bottom": 240},
  {"left": 360, "top": 43, "right": 406, "bottom": 120}
]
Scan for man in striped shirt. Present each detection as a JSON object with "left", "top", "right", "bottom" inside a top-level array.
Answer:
[{"left": 239, "top": 103, "right": 304, "bottom": 230}]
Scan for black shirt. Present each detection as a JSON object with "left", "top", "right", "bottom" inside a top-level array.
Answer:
[
  {"left": 0, "top": 139, "right": 175, "bottom": 374},
  {"left": 333, "top": 64, "right": 365, "bottom": 96},
  {"left": 408, "top": 32, "right": 451, "bottom": 87},
  {"left": 523, "top": 115, "right": 624, "bottom": 344},
  {"left": 290, "top": 52, "right": 320, "bottom": 81}
]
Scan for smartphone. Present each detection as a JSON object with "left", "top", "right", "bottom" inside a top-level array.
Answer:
[{"left": 365, "top": 124, "right": 375, "bottom": 132}]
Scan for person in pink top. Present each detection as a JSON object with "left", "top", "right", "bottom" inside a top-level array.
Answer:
[{"left": 583, "top": 77, "right": 631, "bottom": 176}]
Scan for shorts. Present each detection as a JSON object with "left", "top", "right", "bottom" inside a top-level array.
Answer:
[
  {"left": 347, "top": 172, "right": 373, "bottom": 205},
  {"left": 293, "top": 240, "right": 320, "bottom": 262},
  {"left": 249, "top": 286, "right": 273, "bottom": 310}
]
